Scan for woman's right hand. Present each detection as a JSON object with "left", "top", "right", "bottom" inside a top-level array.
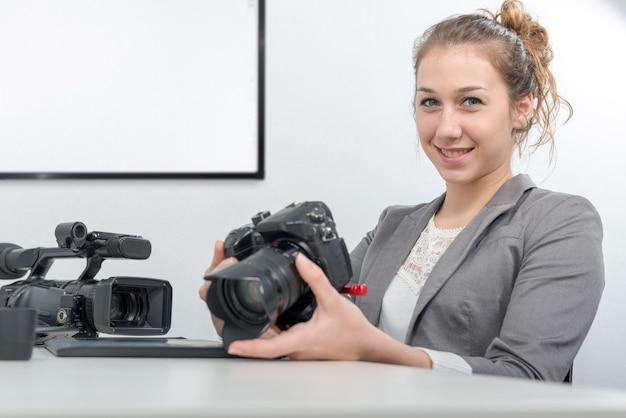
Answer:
[
  {"left": 199, "top": 240, "right": 235, "bottom": 301},
  {"left": 199, "top": 240, "right": 280, "bottom": 340},
  {"left": 199, "top": 240, "right": 237, "bottom": 335}
]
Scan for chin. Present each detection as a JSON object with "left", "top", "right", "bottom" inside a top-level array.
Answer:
[{"left": 436, "top": 169, "right": 473, "bottom": 186}]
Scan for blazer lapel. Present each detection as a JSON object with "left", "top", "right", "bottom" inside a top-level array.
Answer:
[
  {"left": 358, "top": 197, "right": 443, "bottom": 325},
  {"left": 406, "top": 174, "right": 537, "bottom": 332}
]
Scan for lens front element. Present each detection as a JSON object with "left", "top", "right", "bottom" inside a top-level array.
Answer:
[{"left": 234, "top": 280, "right": 265, "bottom": 314}]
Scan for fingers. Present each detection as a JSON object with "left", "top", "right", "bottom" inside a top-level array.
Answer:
[
  {"left": 198, "top": 280, "right": 210, "bottom": 301},
  {"left": 228, "top": 338, "right": 281, "bottom": 359},
  {"left": 200, "top": 240, "right": 237, "bottom": 301},
  {"left": 295, "top": 253, "right": 340, "bottom": 302},
  {"left": 228, "top": 326, "right": 303, "bottom": 359},
  {"left": 204, "top": 240, "right": 226, "bottom": 276},
  {"left": 260, "top": 325, "right": 281, "bottom": 339}
]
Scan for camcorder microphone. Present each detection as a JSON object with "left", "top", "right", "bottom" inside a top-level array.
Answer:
[
  {"left": 0, "top": 222, "right": 172, "bottom": 340},
  {"left": 0, "top": 243, "right": 36, "bottom": 280}
]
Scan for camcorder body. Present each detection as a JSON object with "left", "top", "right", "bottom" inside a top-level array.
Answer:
[
  {"left": 0, "top": 222, "right": 172, "bottom": 340},
  {"left": 204, "top": 201, "right": 353, "bottom": 348}
]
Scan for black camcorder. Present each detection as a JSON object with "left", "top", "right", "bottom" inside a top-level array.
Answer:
[
  {"left": 0, "top": 222, "right": 172, "bottom": 340},
  {"left": 204, "top": 201, "right": 353, "bottom": 348}
]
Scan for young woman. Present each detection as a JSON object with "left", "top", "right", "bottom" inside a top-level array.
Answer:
[{"left": 199, "top": 0, "right": 604, "bottom": 382}]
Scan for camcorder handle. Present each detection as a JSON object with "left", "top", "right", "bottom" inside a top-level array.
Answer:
[
  {"left": 0, "top": 245, "right": 76, "bottom": 280},
  {"left": 0, "top": 222, "right": 152, "bottom": 282}
]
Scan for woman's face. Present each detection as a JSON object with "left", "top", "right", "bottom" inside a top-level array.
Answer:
[{"left": 414, "top": 46, "right": 531, "bottom": 189}]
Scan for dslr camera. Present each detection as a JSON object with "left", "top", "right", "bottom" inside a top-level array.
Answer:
[
  {"left": 0, "top": 222, "right": 172, "bottom": 340},
  {"left": 204, "top": 201, "right": 353, "bottom": 348}
]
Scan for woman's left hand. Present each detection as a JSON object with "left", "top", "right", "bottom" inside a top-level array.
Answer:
[{"left": 226, "top": 253, "right": 383, "bottom": 361}]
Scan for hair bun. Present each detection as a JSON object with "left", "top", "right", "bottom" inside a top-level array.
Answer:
[{"left": 496, "top": 0, "right": 553, "bottom": 66}]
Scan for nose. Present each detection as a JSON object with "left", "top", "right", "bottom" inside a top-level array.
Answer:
[{"left": 436, "top": 107, "right": 462, "bottom": 140}]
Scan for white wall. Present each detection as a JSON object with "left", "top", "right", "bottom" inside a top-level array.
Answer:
[{"left": 1, "top": 0, "right": 624, "bottom": 390}]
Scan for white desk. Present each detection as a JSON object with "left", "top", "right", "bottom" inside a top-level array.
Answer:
[{"left": 2, "top": 347, "right": 626, "bottom": 418}]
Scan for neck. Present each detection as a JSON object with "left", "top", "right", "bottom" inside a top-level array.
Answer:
[{"left": 435, "top": 172, "right": 513, "bottom": 229}]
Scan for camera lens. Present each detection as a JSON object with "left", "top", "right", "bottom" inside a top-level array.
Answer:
[
  {"left": 224, "top": 279, "right": 266, "bottom": 324},
  {"left": 234, "top": 280, "right": 265, "bottom": 314},
  {"left": 208, "top": 245, "right": 304, "bottom": 332}
]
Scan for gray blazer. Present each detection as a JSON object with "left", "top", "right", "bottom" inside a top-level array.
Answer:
[{"left": 350, "top": 174, "right": 604, "bottom": 381}]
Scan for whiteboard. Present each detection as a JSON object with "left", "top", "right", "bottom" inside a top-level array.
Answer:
[{"left": 0, "top": 0, "right": 264, "bottom": 179}]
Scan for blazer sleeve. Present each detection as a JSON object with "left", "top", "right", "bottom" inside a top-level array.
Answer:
[{"left": 463, "top": 194, "right": 605, "bottom": 381}]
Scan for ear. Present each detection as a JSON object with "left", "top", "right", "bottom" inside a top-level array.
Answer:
[{"left": 512, "top": 92, "right": 534, "bottom": 129}]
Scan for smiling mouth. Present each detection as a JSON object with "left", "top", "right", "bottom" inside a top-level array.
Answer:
[{"left": 438, "top": 147, "right": 473, "bottom": 158}]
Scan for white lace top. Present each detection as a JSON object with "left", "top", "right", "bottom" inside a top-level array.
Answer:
[{"left": 379, "top": 214, "right": 464, "bottom": 342}]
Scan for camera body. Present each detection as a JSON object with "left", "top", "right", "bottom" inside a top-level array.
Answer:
[{"left": 205, "top": 201, "right": 352, "bottom": 348}]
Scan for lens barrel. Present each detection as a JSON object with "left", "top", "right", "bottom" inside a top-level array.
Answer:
[{"left": 206, "top": 246, "right": 305, "bottom": 346}]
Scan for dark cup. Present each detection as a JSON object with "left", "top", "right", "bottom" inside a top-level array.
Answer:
[{"left": 0, "top": 307, "right": 37, "bottom": 360}]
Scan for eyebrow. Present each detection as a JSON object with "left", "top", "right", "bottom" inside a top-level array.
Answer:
[{"left": 416, "top": 86, "right": 487, "bottom": 94}]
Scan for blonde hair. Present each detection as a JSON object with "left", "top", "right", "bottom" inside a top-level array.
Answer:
[{"left": 413, "top": 0, "right": 572, "bottom": 160}]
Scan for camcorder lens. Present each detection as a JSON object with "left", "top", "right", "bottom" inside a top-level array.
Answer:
[
  {"left": 110, "top": 293, "right": 124, "bottom": 320},
  {"left": 109, "top": 291, "right": 142, "bottom": 322},
  {"left": 93, "top": 278, "right": 172, "bottom": 334}
]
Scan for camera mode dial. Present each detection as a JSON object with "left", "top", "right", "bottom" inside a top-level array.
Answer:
[{"left": 307, "top": 207, "right": 325, "bottom": 223}]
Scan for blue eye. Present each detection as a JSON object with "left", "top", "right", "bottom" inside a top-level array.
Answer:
[
  {"left": 463, "top": 97, "right": 482, "bottom": 106},
  {"left": 420, "top": 98, "right": 438, "bottom": 107}
]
